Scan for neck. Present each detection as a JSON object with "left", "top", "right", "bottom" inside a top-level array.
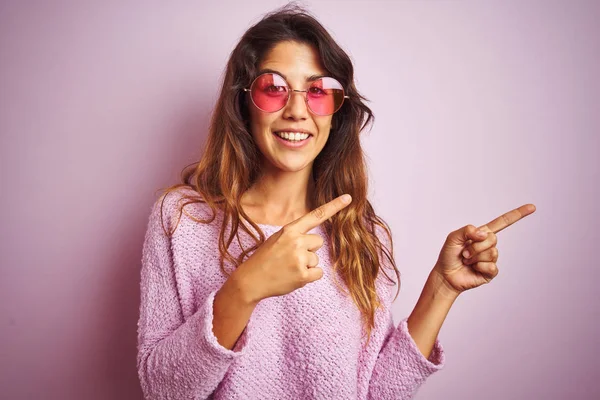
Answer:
[{"left": 241, "top": 161, "right": 316, "bottom": 226}]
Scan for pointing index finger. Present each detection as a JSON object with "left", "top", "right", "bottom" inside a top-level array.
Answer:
[
  {"left": 480, "top": 203, "right": 536, "bottom": 234},
  {"left": 287, "top": 194, "right": 352, "bottom": 234}
]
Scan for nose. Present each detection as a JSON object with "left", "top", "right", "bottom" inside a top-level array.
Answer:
[{"left": 282, "top": 90, "right": 309, "bottom": 120}]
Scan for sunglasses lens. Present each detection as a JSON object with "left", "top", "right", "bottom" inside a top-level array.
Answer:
[
  {"left": 306, "top": 77, "right": 345, "bottom": 115},
  {"left": 250, "top": 73, "right": 289, "bottom": 112}
]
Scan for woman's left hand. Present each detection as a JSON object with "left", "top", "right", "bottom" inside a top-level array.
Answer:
[{"left": 433, "top": 204, "right": 536, "bottom": 297}]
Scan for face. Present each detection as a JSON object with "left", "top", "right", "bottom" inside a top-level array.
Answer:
[{"left": 247, "top": 41, "right": 333, "bottom": 173}]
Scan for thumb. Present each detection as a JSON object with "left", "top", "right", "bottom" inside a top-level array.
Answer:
[
  {"left": 448, "top": 224, "right": 487, "bottom": 246},
  {"left": 305, "top": 266, "right": 324, "bottom": 283}
]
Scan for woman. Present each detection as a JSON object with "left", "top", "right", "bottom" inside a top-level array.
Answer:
[{"left": 136, "top": 4, "right": 535, "bottom": 400}]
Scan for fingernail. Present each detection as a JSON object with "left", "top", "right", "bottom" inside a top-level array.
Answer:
[
  {"left": 341, "top": 194, "right": 351, "bottom": 204},
  {"left": 462, "top": 249, "right": 470, "bottom": 258},
  {"left": 477, "top": 230, "right": 486, "bottom": 237}
]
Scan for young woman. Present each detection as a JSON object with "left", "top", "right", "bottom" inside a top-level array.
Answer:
[{"left": 136, "top": 5, "right": 535, "bottom": 400}]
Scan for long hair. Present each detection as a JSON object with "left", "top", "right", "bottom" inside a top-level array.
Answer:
[{"left": 157, "top": 3, "right": 400, "bottom": 345}]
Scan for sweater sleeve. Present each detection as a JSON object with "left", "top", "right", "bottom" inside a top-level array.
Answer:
[
  {"left": 366, "top": 224, "right": 446, "bottom": 399},
  {"left": 366, "top": 310, "right": 445, "bottom": 399},
  {"left": 136, "top": 195, "right": 253, "bottom": 400}
]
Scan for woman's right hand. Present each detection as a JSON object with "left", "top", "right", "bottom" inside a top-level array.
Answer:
[{"left": 233, "top": 194, "right": 353, "bottom": 304}]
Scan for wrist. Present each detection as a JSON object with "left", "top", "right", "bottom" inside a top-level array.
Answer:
[
  {"left": 429, "top": 268, "right": 461, "bottom": 302},
  {"left": 227, "top": 268, "right": 261, "bottom": 306}
]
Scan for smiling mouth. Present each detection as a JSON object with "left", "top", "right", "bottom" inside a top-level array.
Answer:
[{"left": 273, "top": 131, "right": 312, "bottom": 142}]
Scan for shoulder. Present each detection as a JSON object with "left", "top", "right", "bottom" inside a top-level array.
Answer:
[{"left": 147, "top": 186, "right": 216, "bottom": 238}]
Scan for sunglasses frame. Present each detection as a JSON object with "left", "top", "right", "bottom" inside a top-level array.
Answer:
[{"left": 243, "top": 72, "right": 349, "bottom": 116}]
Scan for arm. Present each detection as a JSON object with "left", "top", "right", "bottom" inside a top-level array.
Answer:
[
  {"left": 136, "top": 198, "right": 255, "bottom": 400},
  {"left": 213, "top": 272, "right": 259, "bottom": 350},
  {"left": 406, "top": 270, "right": 458, "bottom": 359},
  {"left": 366, "top": 280, "right": 447, "bottom": 400},
  {"left": 365, "top": 226, "right": 448, "bottom": 399}
]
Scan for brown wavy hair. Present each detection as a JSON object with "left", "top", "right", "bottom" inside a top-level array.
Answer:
[{"left": 157, "top": 3, "right": 400, "bottom": 345}]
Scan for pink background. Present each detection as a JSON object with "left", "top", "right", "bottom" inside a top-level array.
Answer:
[{"left": 1, "top": 1, "right": 598, "bottom": 399}]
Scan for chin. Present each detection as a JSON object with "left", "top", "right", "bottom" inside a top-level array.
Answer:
[{"left": 271, "top": 157, "right": 312, "bottom": 172}]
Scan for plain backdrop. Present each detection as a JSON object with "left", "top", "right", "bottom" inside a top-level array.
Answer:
[{"left": 1, "top": 0, "right": 598, "bottom": 399}]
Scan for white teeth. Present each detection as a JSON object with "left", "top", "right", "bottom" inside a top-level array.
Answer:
[{"left": 275, "top": 132, "right": 310, "bottom": 141}]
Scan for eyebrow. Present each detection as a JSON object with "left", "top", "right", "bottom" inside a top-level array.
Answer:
[{"left": 256, "top": 68, "right": 327, "bottom": 82}]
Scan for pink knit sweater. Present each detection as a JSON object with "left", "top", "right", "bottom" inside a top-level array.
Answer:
[{"left": 136, "top": 188, "right": 445, "bottom": 399}]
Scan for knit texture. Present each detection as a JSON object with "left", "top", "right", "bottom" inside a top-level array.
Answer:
[{"left": 137, "top": 188, "right": 445, "bottom": 400}]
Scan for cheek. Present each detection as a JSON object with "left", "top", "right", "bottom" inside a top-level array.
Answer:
[
  {"left": 249, "top": 108, "right": 276, "bottom": 137},
  {"left": 315, "top": 118, "right": 333, "bottom": 138}
]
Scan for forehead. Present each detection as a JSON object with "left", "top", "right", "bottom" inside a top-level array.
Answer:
[{"left": 258, "top": 41, "right": 327, "bottom": 82}]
